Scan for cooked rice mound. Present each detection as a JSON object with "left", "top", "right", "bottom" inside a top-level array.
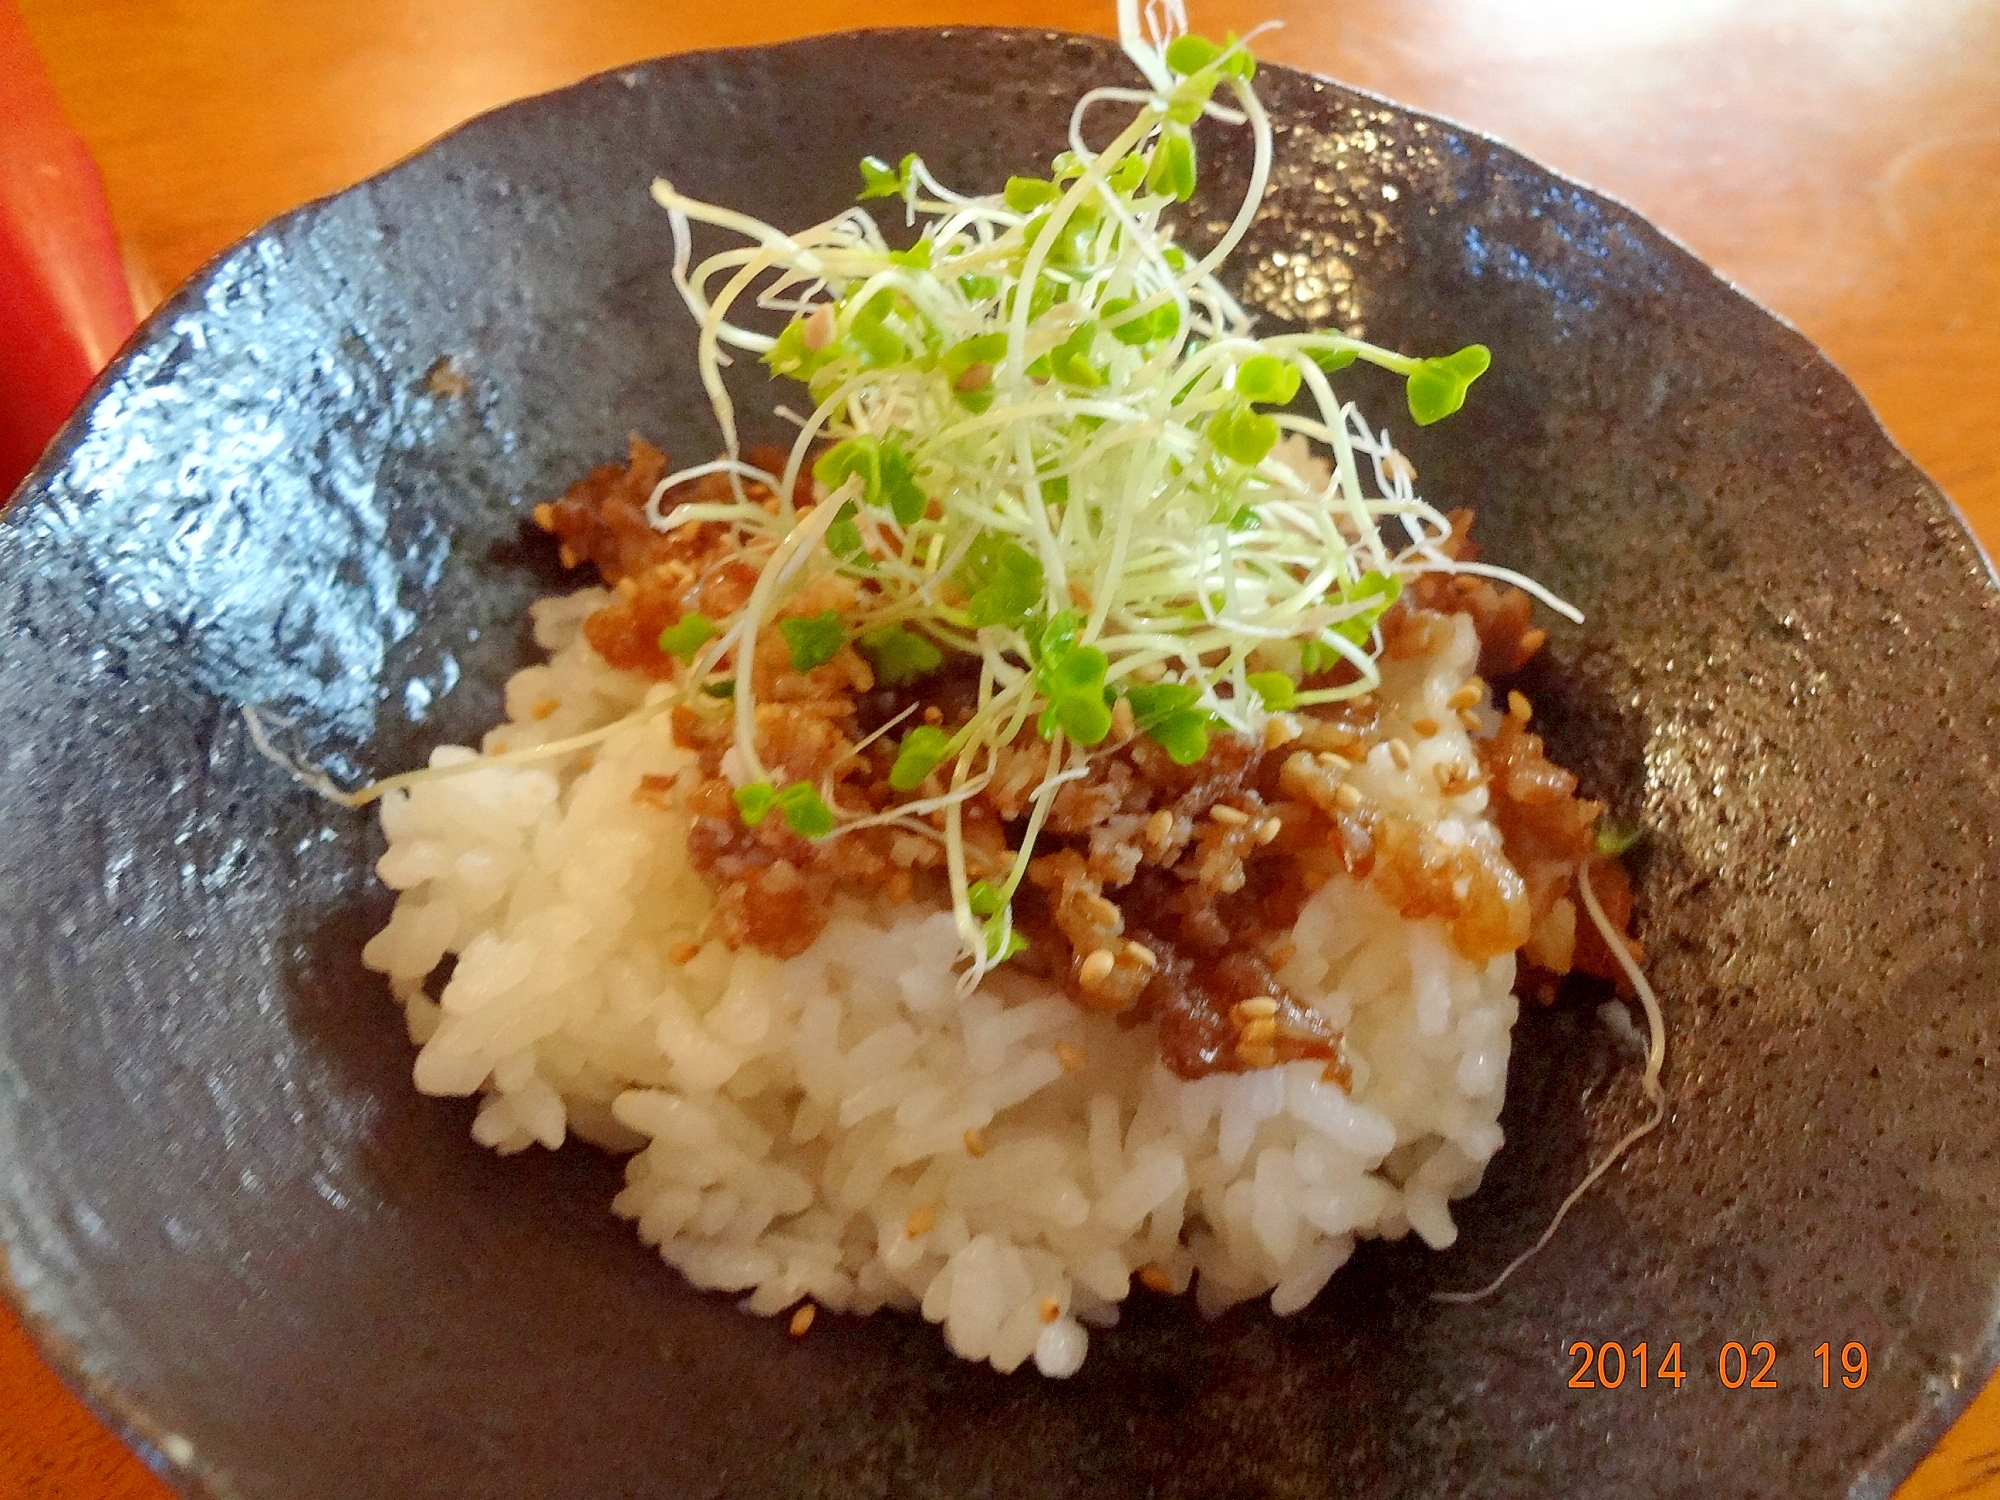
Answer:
[{"left": 363, "top": 589, "right": 1554, "bottom": 1376}]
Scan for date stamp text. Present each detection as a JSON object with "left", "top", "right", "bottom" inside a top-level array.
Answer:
[{"left": 1566, "top": 1341, "right": 1868, "bottom": 1390}]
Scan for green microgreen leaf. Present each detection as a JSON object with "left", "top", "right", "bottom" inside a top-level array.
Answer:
[
  {"left": 958, "top": 272, "right": 1001, "bottom": 302},
  {"left": 657, "top": 613, "right": 715, "bottom": 662},
  {"left": 1036, "top": 608, "right": 1084, "bottom": 659},
  {"left": 734, "top": 781, "right": 776, "bottom": 826},
  {"left": 1405, "top": 343, "right": 1491, "bottom": 426},
  {"left": 1207, "top": 400, "right": 1280, "bottom": 466},
  {"left": 886, "top": 238, "right": 934, "bottom": 270},
  {"left": 982, "top": 915, "right": 1028, "bottom": 962},
  {"left": 763, "top": 317, "right": 837, "bottom": 381},
  {"left": 959, "top": 533, "right": 1045, "bottom": 629},
  {"left": 941, "top": 331, "right": 1008, "bottom": 411},
  {"left": 859, "top": 624, "right": 944, "bottom": 685},
  {"left": 779, "top": 610, "right": 845, "bottom": 672},
  {"left": 1035, "top": 629, "right": 1112, "bottom": 745},
  {"left": 1246, "top": 671, "right": 1298, "bottom": 712},
  {"left": 1235, "top": 353, "right": 1301, "bottom": 406},
  {"left": 1109, "top": 154, "right": 1147, "bottom": 193},
  {"left": 1021, "top": 204, "right": 1099, "bottom": 270},
  {"left": 1164, "top": 33, "right": 1222, "bottom": 74},
  {"left": 1331, "top": 570, "right": 1403, "bottom": 645},
  {"left": 823, "top": 500, "right": 868, "bottom": 566},
  {"left": 1146, "top": 124, "right": 1197, "bottom": 202},
  {"left": 857, "top": 152, "right": 917, "bottom": 200},
  {"left": 1297, "top": 638, "right": 1338, "bottom": 677},
  {"left": 1005, "top": 175, "right": 1059, "bottom": 212},
  {"left": 1595, "top": 818, "right": 1645, "bottom": 857},
  {"left": 1165, "top": 77, "right": 1216, "bottom": 126},
  {"left": 889, "top": 725, "right": 952, "bottom": 792},
  {"left": 1306, "top": 342, "right": 1358, "bottom": 373},
  {"left": 773, "top": 781, "right": 837, "bottom": 838},
  {"left": 966, "top": 879, "right": 1006, "bottom": 918},
  {"left": 1125, "top": 680, "right": 1217, "bottom": 765},
  {"left": 1218, "top": 32, "right": 1257, "bottom": 80},
  {"left": 1102, "top": 295, "right": 1181, "bottom": 346},
  {"left": 1037, "top": 319, "right": 1103, "bottom": 388},
  {"left": 702, "top": 678, "right": 736, "bottom": 699},
  {"left": 814, "top": 433, "right": 927, "bottom": 526},
  {"left": 844, "top": 289, "right": 909, "bottom": 367}
]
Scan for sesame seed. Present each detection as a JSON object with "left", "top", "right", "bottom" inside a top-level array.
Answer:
[
  {"left": 1138, "top": 1264, "right": 1174, "bottom": 1293},
  {"left": 669, "top": 940, "right": 701, "bottom": 966},
  {"left": 788, "top": 1304, "right": 817, "bottom": 1337},
  {"left": 1039, "top": 1297, "right": 1062, "bottom": 1323},
  {"left": 1240, "top": 1016, "right": 1278, "bottom": 1044},
  {"left": 1054, "top": 1040, "right": 1087, "bottom": 1073},
  {"left": 1411, "top": 716, "right": 1439, "bottom": 738},
  {"left": 963, "top": 1127, "right": 988, "bottom": 1157},
  {"left": 1447, "top": 682, "right": 1482, "bottom": 711},
  {"left": 1255, "top": 816, "right": 1283, "bottom": 845},
  {"left": 1080, "top": 893, "right": 1122, "bottom": 928},
  {"left": 1124, "top": 939, "right": 1159, "bottom": 969},
  {"left": 1240, "top": 996, "right": 1280, "bottom": 1018},
  {"left": 1264, "top": 714, "right": 1301, "bottom": 749},
  {"left": 531, "top": 502, "right": 556, "bottom": 531},
  {"left": 1334, "top": 784, "right": 1363, "bottom": 812},
  {"left": 1521, "top": 627, "right": 1549, "bottom": 657},
  {"left": 1458, "top": 708, "right": 1483, "bottom": 732},
  {"left": 1388, "top": 738, "right": 1412, "bottom": 769},
  {"left": 802, "top": 304, "right": 837, "bottom": 351},
  {"left": 1508, "top": 690, "right": 1532, "bottom": 721},
  {"left": 1077, "top": 948, "right": 1116, "bottom": 989},
  {"left": 1146, "top": 809, "right": 1176, "bottom": 845},
  {"left": 1315, "top": 750, "right": 1351, "bottom": 771},
  {"left": 1209, "top": 803, "right": 1250, "bottom": 826},
  {"left": 1235, "top": 1040, "right": 1278, "bottom": 1068},
  {"left": 905, "top": 1204, "right": 936, "bottom": 1237},
  {"left": 531, "top": 698, "right": 560, "bottom": 721}
]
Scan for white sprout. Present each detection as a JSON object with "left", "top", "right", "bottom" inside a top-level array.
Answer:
[
  {"left": 1431, "top": 864, "right": 1667, "bottom": 1304},
  {"left": 303, "top": 11, "right": 1567, "bottom": 979}
]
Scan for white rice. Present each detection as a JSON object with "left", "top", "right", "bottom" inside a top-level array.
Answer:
[{"left": 362, "top": 589, "right": 1517, "bottom": 1375}]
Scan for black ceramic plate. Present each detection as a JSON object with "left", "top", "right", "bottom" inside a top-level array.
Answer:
[{"left": 4, "top": 28, "right": 1997, "bottom": 1500}]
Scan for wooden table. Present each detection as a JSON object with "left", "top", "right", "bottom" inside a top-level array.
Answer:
[{"left": 7, "top": 1, "right": 1998, "bottom": 1495}]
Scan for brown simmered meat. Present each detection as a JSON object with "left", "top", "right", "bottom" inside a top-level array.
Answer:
[
  {"left": 1406, "top": 507, "right": 1549, "bottom": 679},
  {"left": 534, "top": 442, "right": 1642, "bottom": 1075}
]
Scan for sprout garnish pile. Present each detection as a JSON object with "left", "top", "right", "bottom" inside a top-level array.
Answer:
[{"left": 637, "top": 0, "right": 1575, "bottom": 982}]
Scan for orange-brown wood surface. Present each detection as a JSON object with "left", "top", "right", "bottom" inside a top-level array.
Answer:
[{"left": 5, "top": 2, "right": 1998, "bottom": 1496}]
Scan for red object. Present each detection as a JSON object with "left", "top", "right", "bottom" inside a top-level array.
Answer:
[{"left": 0, "top": 0, "right": 135, "bottom": 499}]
